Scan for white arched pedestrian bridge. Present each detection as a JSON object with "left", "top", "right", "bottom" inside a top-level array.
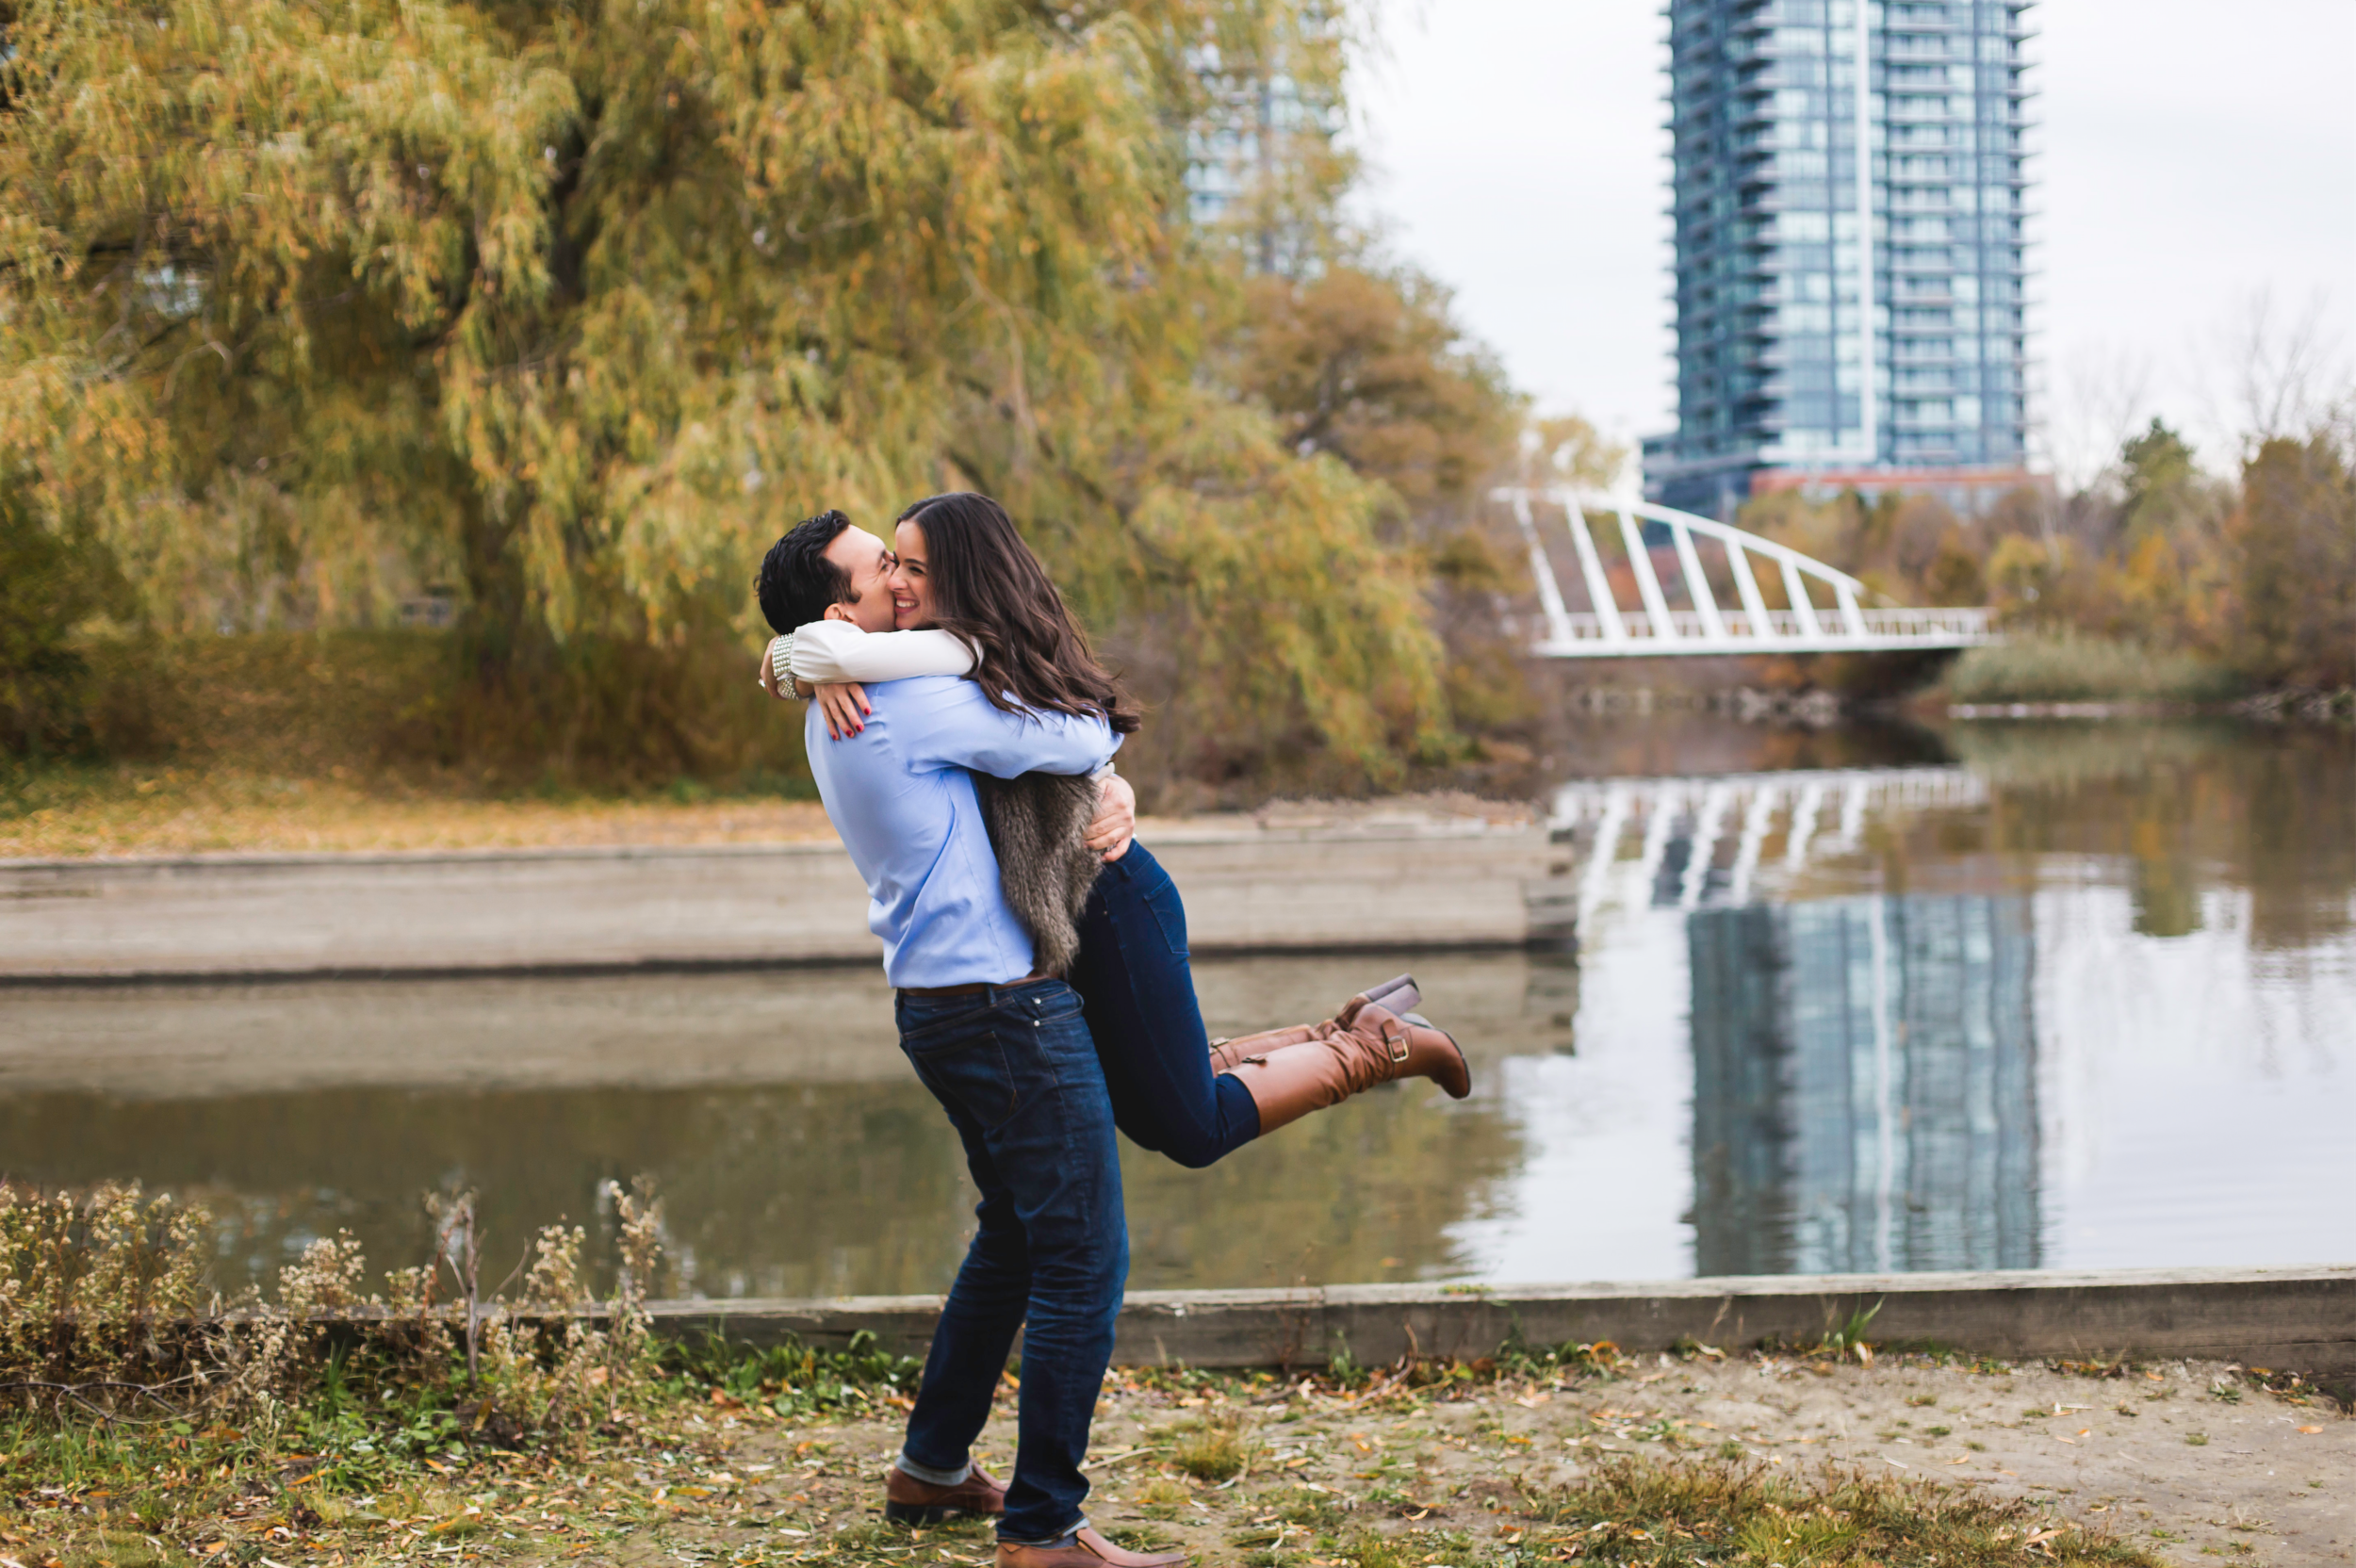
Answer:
[{"left": 1493, "top": 487, "right": 1997, "bottom": 659}]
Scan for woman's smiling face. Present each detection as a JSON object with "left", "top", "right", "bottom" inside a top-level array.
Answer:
[{"left": 888, "top": 518, "right": 936, "bottom": 629}]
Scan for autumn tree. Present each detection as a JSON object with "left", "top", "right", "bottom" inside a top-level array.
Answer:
[
  {"left": 1228, "top": 262, "right": 1519, "bottom": 531},
  {"left": 0, "top": 0, "right": 1447, "bottom": 784},
  {"left": 2230, "top": 429, "right": 2356, "bottom": 689}
]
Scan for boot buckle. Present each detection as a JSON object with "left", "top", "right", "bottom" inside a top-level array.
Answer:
[{"left": 1383, "top": 1022, "right": 1411, "bottom": 1064}]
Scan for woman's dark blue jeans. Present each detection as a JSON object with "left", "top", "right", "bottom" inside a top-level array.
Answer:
[
  {"left": 894, "top": 979, "right": 1127, "bottom": 1544},
  {"left": 1067, "top": 842, "right": 1263, "bottom": 1168}
]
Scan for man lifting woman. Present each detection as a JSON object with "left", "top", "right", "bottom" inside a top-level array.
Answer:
[{"left": 755, "top": 494, "right": 1468, "bottom": 1568}]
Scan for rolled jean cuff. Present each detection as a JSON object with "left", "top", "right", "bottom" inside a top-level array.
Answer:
[
  {"left": 998, "top": 1517, "right": 1088, "bottom": 1548},
  {"left": 893, "top": 1451, "right": 972, "bottom": 1487}
]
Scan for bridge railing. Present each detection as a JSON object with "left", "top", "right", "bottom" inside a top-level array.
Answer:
[
  {"left": 1535, "top": 605, "right": 1996, "bottom": 648},
  {"left": 1493, "top": 486, "right": 1999, "bottom": 658}
]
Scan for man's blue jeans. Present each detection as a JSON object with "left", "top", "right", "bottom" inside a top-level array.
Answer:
[{"left": 894, "top": 979, "right": 1126, "bottom": 1544}]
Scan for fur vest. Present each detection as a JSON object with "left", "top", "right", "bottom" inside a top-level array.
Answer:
[{"left": 973, "top": 770, "right": 1104, "bottom": 977}]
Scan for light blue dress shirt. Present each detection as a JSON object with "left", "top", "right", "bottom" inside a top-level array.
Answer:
[{"left": 805, "top": 675, "right": 1118, "bottom": 988}]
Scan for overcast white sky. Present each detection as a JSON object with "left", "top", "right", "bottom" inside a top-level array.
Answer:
[{"left": 1350, "top": 0, "right": 2356, "bottom": 481}]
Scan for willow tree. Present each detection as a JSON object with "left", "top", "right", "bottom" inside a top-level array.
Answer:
[{"left": 0, "top": 0, "right": 1447, "bottom": 779}]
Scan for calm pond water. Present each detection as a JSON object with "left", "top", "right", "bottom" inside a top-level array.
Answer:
[{"left": 5, "top": 720, "right": 2350, "bottom": 1296}]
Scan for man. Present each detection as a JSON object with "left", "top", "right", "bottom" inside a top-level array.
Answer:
[{"left": 758, "top": 511, "right": 1183, "bottom": 1568}]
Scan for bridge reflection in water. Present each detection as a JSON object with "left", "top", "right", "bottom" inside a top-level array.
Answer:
[{"left": 1688, "top": 895, "right": 2041, "bottom": 1278}]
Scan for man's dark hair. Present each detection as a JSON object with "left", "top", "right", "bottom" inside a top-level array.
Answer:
[
  {"left": 894, "top": 492, "right": 1139, "bottom": 735},
  {"left": 756, "top": 510, "right": 856, "bottom": 634}
]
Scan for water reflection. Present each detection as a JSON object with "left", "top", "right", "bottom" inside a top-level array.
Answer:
[
  {"left": 0, "top": 954, "right": 1561, "bottom": 1297},
  {"left": 5, "top": 721, "right": 2352, "bottom": 1291},
  {"left": 1688, "top": 895, "right": 2039, "bottom": 1277}
]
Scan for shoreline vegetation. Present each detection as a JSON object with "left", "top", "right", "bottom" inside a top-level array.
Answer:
[
  {"left": 3, "top": 672, "right": 2348, "bottom": 860},
  {"left": 12, "top": 1181, "right": 2348, "bottom": 1566}
]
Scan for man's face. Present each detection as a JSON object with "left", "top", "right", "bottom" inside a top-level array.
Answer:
[{"left": 821, "top": 526, "right": 898, "bottom": 634}]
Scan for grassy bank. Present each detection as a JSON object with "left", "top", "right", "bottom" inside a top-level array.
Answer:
[
  {"left": 5, "top": 1350, "right": 2206, "bottom": 1568},
  {"left": 1936, "top": 633, "right": 2244, "bottom": 707},
  {"left": 8, "top": 1184, "right": 2346, "bottom": 1565},
  {"left": 0, "top": 762, "right": 834, "bottom": 858}
]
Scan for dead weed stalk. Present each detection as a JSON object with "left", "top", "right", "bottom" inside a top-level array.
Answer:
[{"left": 0, "top": 1177, "right": 667, "bottom": 1434}]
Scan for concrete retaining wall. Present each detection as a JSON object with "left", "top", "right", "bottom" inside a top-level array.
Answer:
[
  {"left": 0, "top": 823, "right": 1562, "bottom": 982},
  {"left": 647, "top": 1266, "right": 2356, "bottom": 1377}
]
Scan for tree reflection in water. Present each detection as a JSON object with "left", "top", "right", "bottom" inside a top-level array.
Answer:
[{"left": 0, "top": 954, "right": 1553, "bottom": 1298}]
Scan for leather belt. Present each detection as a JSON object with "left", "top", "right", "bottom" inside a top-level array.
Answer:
[{"left": 899, "top": 972, "right": 1049, "bottom": 999}]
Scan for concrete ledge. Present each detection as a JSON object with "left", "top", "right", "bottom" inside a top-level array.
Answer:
[
  {"left": 0, "top": 825, "right": 1564, "bottom": 982},
  {"left": 646, "top": 1266, "right": 2356, "bottom": 1376}
]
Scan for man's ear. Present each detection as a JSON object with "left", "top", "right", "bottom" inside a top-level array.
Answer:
[{"left": 823, "top": 603, "right": 855, "bottom": 622}]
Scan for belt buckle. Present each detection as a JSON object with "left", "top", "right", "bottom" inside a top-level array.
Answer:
[{"left": 1385, "top": 1022, "right": 1411, "bottom": 1064}]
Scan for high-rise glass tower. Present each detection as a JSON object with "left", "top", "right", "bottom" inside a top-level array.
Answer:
[{"left": 1646, "top": 0, "right": 2037, "bottom": 517}]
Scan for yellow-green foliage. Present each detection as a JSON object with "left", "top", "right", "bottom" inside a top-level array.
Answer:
[{"left": 0, "top": 0, "right": 1447, "bottom": 783}]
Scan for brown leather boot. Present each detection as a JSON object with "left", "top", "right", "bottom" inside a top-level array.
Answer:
[
  {"left": 1205, "top": 973, "right": 1421, "bottom": 1073},
  {"left": 884, "top": 1462, "right": 1006, "bottom": 1524},
  {"left": 997, "top": 1527, "right": 1187, "bottom": 1568},
  {"left": 1220, "top": 1002, "right": 1470, "bottom": 1136}
]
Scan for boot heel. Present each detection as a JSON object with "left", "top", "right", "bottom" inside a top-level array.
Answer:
[
  {"left": 1336, "top": 973, "right": 1420, "bottom": 1028},
  {"left": 885, "top": 1502, "right": 952, "bottom": 1526}
]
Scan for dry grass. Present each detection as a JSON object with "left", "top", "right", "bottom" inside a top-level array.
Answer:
[
  {"left": 10, "top": 1344, "right": 2275, "bottom": 1568},
  {"left": 1514, "top": 1458, "right": 2162, "bottom": 1565},
  {"left": 1169, "top": 1410, "right": 1253, "bottom": 1482},
  {"left": 1939, "top": 632, "right": 2241, "bottom": 705},
  {"left": 0, "top": 765, "right": 835, "bottom": 858}
]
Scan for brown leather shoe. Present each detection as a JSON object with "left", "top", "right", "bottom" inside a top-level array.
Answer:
[
  {"left": 884, "top": 1462, "right": 1006, "bottom": 1524},
  {"left": 1220, "top": 1001, "right": 1469, "bottom": 1136},
  {"left": 1206, "top": 973, "right": 1421, "bottom": 1073},
  {"left": 996, "top": 1526, "right": 1188, "bottom": 1568}
]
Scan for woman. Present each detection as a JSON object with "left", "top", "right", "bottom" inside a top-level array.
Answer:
[{"left": 761, "top": 492, "right": 1468, "bottom": 1164}]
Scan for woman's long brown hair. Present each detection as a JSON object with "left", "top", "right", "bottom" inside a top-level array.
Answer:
[{"left": 895, "top": 493, "right": 1140, "bottom": 736}]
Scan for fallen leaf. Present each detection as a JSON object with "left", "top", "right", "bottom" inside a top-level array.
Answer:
[{"left": 2299, "top": 1426, "right": 2324, "bottom": 1434}]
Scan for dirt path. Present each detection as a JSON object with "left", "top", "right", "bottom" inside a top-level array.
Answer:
[{"left": 597, "top": 1354, "right": 2350, "bottom": 1567}]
